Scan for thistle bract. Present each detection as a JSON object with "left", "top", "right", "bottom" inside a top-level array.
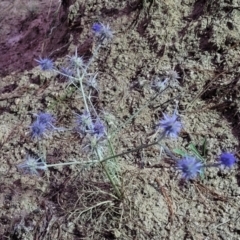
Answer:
[
  {"left": 31, "top": 121, "right": 47, "bottom": 139},
  {"left": 177, "top": 156, "right": 203, "bottom": 180},
  {"left": 36, "top": 112, "right": 55, "bottom": 127},
  {"left": 91, "top": 119, "right": 106, "bottom": 139},
  {"left": 17, "top": 156, "right": 47, "bottom": 176},
  {"left": 76, "top": 111, "right": 93, "bottom": 135},
  {"left": 92, "top": 22, "right": 113, "bottom": 43},
  {"left": 35, "top": 57, "right": 54, "bottom": 71},
  {"left": 158, "top": 112, "right": 182, "bottom": 138},
  {"left": 30, "top": 112, "right": 57, "bottom": 139}
]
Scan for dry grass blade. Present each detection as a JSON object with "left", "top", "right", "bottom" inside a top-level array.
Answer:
[
  {"left": 194, "top": 181, "right": 228, "bottom": 202},
  {"left": 187, "top": 70, "right": 226, "bottom": 110},
  {"left": 155, "top": 177, "right": 175, "bottom": 224}
]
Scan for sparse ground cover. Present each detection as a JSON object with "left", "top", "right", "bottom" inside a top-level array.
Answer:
[{"left": 0, "top": 0, "right": 240, "bottom": 239}]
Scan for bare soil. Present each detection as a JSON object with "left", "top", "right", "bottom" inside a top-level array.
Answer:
[{"left": 0, "top": 0, "right": 240, "bottom": 239}]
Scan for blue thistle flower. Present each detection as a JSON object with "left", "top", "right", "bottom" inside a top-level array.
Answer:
[
  {"left": 60, "top": 67, "right": 73, "bottom": 78},
  {"left": 92, "top": 23, "right": 102, "bottom": 33},
  {"left": 177, "top": 156, "right": 203, "bottom": 180},
  {"left": 151, "top": 76, "right": 169, "bottom": 92},
  {"left": 92, "top": 22, "right": 113, "bottom": 43},
  {"left": 30, "top": 112, "right": 59, "bottom": 139},
  {"left": 67, "top": 47, "right": 85, "bottom": 70},
  {"left": 68, "top": 55, "right": 84, "bottom": 69},
  {"left": 158, "top": 111, "right": 182, "bottom": 138},
  {"left": 166, "top": 70, "right": 180, "bottom": 82},
  {"left": 219, "top": 152, "right": 236, "bottom": 168},
  {"left": 17, "top": 156, "right": 47, "bottom": 175},
  {"left": 91, "top": 119, "right": 106, "bottom": 139},
  {"left": 30, "top": 121, "right": 47, "bottom": 139},
  {"left": 75, "top": 111, "right": 93, "bottom": 135},
  {"left": 35, "top": 57, "right": 54, "bottom": 71},
  {"left": 35, "top": 112, "right": 55, "bottom": 130}
]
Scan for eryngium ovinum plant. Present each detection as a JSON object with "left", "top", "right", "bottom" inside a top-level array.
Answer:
[{"left": 18, "top": 23, "right": 237, "bottom": 199}]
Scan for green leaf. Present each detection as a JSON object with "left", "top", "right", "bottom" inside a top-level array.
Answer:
[
  {"left": 188, "top": 143, "right": 205, "bottom": 162},
  {"left": 173, "top": 149, "right": 187, "bottom": 157}
]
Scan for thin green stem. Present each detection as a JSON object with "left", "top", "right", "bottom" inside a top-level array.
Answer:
[
  {"left": 99, "top": 133, "right": 165, "bottom": 163},
  {"left": 77, "top": 67, "right": 90, "bottom": 113},
  {"left": 85, "top": 45, "right": 101, "bottom": 69},
  {"left": 94, "top": 148, "right": 122, "bottom": 199},
  {"left": 46, "top": 133, "right": 165, "bottom": 168},
  {"left": 46, "top": 161, "right": 87, "bottom": 168}
]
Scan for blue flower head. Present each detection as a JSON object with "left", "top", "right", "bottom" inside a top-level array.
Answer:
[
  {"left": 60, "top": 67, "right": 73, "bottom": 78},
  {"left": 219, "top": 152, "right": 236, "bottom": 168},
  {"left": 30, "top": 112, "right": 57, "bottom": 139},
  {"left": 76, "top": 111, "right": 93, "bottom": 135},
  {"left": 35, "top": 112, "right": 55, "bottom": 129},
  {"left": 30, "top": 121, "right": 47, "bottom": 139},
  {"left": 68, "top": 54, "right": 84, "bottom": 69},
  {"left": 177, "top": 156, "right": 203, "bottom": 180},
  {"left": 35, "top": 57, "right": 54, "bottom": 71},
  {"left": 92, "top": 23, "right": 102, "bottom": 33},
  {"left": 158, "top": 111, "right": 182, "bottom": 138},
  {"left": 17, "top": 156, "right": 47, "bottom": 176},
  {"left": 92, "top": 22, "right": 113, "bottom": 43},
  {"left": 91, "top": 119, "right": 106, "bottom": 139}
]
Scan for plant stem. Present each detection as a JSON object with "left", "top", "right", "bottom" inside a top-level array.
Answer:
[
  {"left": 95, "top": 149, "right": 122, "bottom": 199},
  {"left": 77, "top": 67, "right": 90, "bottom": 113},
  {"left": 46, "top": 133, "right": 165, "bottom": 168}
]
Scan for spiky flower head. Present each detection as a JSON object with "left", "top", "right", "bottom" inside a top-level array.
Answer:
[
  {"left": 75, "top": 111, "right": 93, "bottom": 135},
  {"left": 35, "top": 112, "right": 55, "bottom": 127},
  {"left": 35, "top": 57, "right": 54, "bottom": 71},
  {"left": 92, "top": 23, "right": 102, "bottom": 32},
  {"left": 17, "top": 156, "right": 47, "bottom": 176},
  {"left": 92, "top": 22, "right": 113, "bottom": 43},
  {"left": 158, "top": 111, "right": 182, "bottom": 138},
  {"left": 30, "top": 121, "right": 47, "bottom": 139},
  {"left": 30, "top": 112, "right": 57, "bottom": 139},
  {"left": 151, "top": 76, "right": 169, "bottom": 92},
  {"left": 60, "top": 67, "right": 74, "bottom": 78},
  {"left": 67, "top": 47, "right": 85, "bottom": 70},
  {"left": 91, "top": 119, "right": 106, "bottom": 139},
  {"left": 177, "top": 156, "right": 203, "bottom": 180},
  {"left": 219, "top": 152, "right": 236, "bottom": 168},
  {"left": 69, "top": 55, "right": 84, "bottom": 69},
  {"left": 165, "top": 70, "right": 181, "bottom": 88},
  {"left": 166, "top": 70, "right": 180, "bottom": 81}
]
